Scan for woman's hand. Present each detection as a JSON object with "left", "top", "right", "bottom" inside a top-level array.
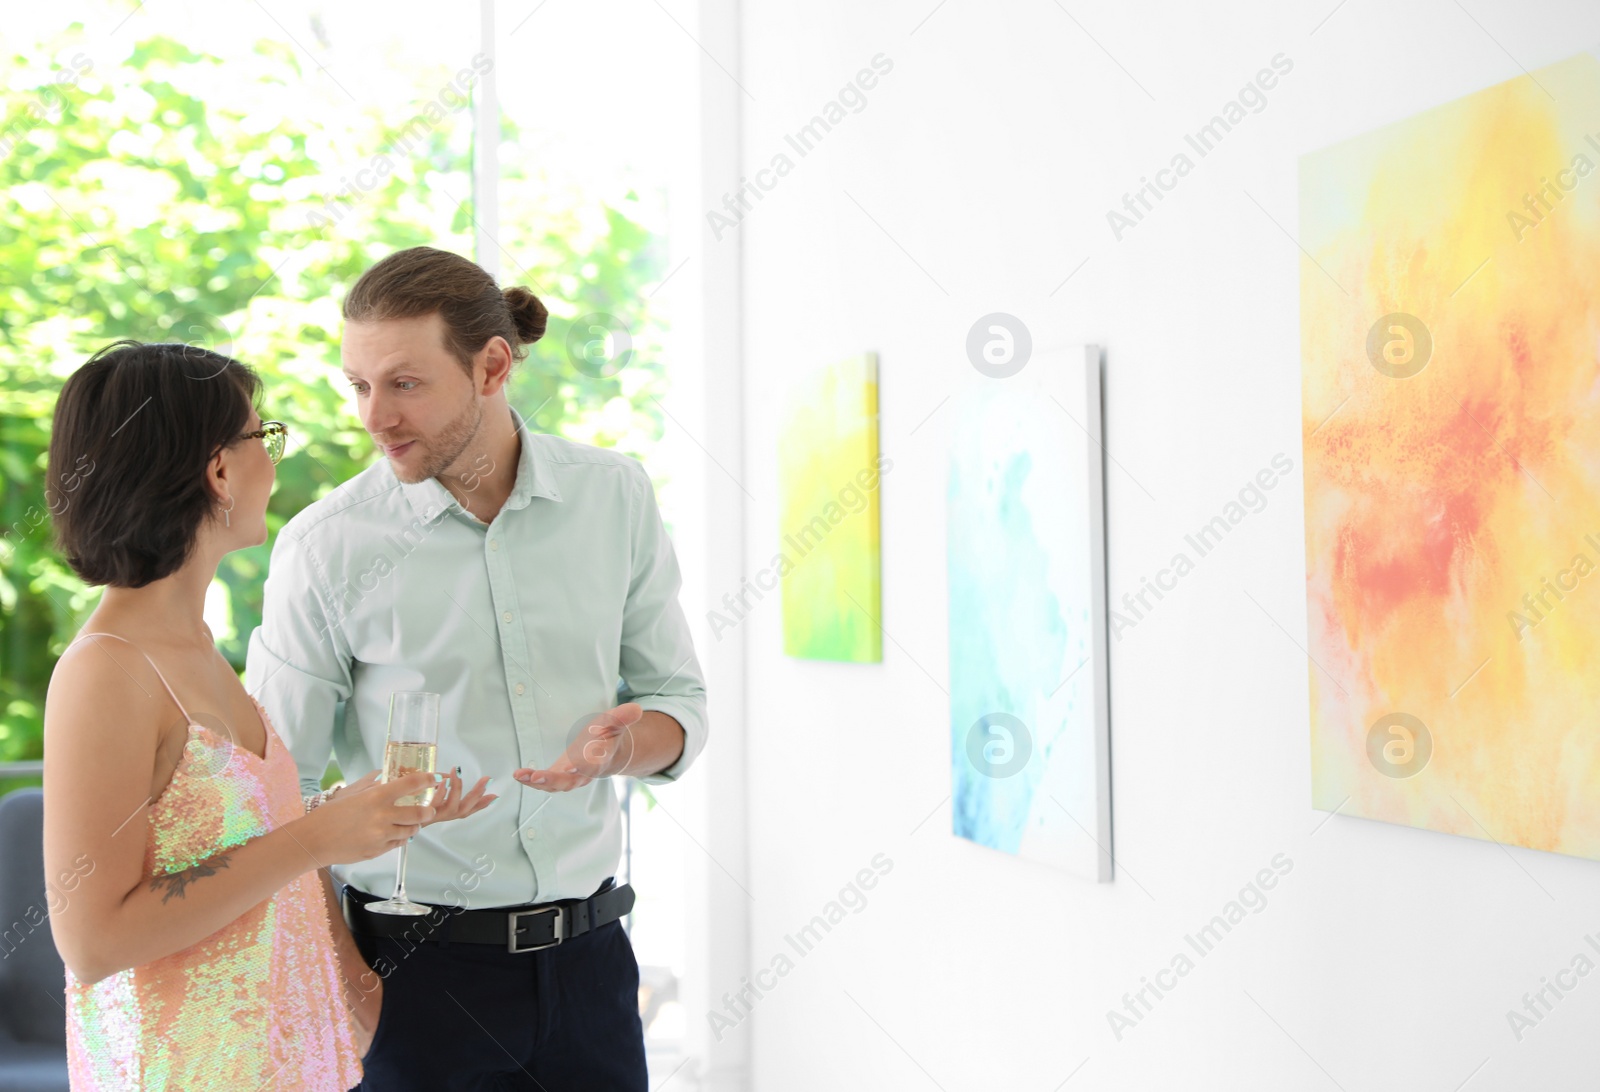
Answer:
[
  {"left": 337, "top": 770, "right": 381, "bottom": 795},
  {"left": 422, "top": 770, "right": 497, "bottom": 826},
  {"left": 329, "top": 769, "right": 495, "bottom": 829},
  {"left": 347, "top": 969, "right": 382, "bottom": 1058},
  {"left": 304, "top": 772, "right": 435, "bottom": 865},
  {"left": 316, "top": 867, "right": 383, "bottom": 1060}
]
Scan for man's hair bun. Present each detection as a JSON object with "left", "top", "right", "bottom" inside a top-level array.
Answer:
[{"left": 503, "top": 285, "right": 548, "bottom": 345}]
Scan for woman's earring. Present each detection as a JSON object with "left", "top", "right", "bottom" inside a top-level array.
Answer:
[{"left": 220, "top": 494, "right": 235, "bottom": 529}]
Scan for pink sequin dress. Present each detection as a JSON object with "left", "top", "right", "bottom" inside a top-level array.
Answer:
[{"left": 61, "top": 633, "right": 363, "bottom": 1091}]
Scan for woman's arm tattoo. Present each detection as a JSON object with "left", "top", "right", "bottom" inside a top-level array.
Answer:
[{"left": 149, "top": 853, "right": 234, "bottom": 903}]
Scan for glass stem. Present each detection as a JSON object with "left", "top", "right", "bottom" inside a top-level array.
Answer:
[{"left": 392, "top": 837, "right": 411, "bottom": 901}]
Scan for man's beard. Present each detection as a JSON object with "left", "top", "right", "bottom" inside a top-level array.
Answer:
[{"left": 390, "top": 396, "right": 484, "bottom": 484}]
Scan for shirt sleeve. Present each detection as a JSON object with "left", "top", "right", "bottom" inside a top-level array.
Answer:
[
  {"left": 244, "top": 526, "right": 354, "bottom": 797},
  {"left": 618, "top": 461, "right": 708, "bottom": 785}
]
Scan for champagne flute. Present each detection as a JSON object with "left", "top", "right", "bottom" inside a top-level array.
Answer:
[{"left": 365, "top": 690, "right": 440, "bottom": 916}]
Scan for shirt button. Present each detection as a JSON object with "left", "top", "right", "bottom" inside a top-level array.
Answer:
[
  {"left": 490, "top": 539, "right": 499, "bottom": 551},
  {"left": 523, "top": 828, "right": 537, "bottom": 840},
  {"left": 502, "top": 611, "right": 513, "bottom": 623},
  {"left": 515, "top": 683, "right": 526, "bottom": 696}
]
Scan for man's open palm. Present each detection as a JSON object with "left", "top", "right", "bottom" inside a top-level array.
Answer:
[{"left": 513, "top": 702, "right": 643, "bottom": 792}]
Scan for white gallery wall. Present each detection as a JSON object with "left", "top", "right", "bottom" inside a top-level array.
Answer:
[{"left": 714, "top": 1, "right": 1600, "bottom": 1088}]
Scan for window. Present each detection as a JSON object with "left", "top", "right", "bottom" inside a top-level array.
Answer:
[{"left": 2, "top": 0, "right": 708, "bottom": 1078}]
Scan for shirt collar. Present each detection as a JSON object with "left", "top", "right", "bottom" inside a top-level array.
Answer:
[{"left": 398, "top": 405, "right": 562, "bottom": 527}]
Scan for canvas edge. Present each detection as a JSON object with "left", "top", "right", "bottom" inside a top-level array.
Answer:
[
  {"left": 1083, "top": 343, "right": 1116, "bottom": 884},
  {"left": 862, "top": 350, "right": 885, "bottom": 663}
]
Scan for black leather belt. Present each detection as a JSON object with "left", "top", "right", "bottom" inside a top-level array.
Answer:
[{"left": 343, "top": 878, "right": 635, "bottom": 953}]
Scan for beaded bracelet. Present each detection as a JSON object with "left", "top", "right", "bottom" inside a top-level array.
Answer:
[{"left": 303, "top": 781, "right": 346, "bottom": 814}]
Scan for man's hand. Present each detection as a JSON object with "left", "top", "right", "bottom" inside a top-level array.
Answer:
[{"left": 512, "top": 702, "right": 643, "bottom": 793}]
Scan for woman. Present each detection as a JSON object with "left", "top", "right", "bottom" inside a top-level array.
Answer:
[{"left": 40, "top": 340, "right": 497, "bottom": 1090}]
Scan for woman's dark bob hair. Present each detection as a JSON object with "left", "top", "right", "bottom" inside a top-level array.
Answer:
[{"left": 47, "top": 340, "right": 262, "bottom": 588}]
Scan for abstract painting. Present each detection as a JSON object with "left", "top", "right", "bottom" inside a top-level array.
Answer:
[
  {"left": 948, "top": 346, "right": 1112, "bottom": 881},
  {"left": 778, "top": 352, "right": 884, "bottom": 662},
  {"left": 1300, "top": 50, "right": 1600, "bottom": 859}
]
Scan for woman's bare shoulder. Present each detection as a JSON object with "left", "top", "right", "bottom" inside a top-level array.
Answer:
[{"left": 45, "top": 631, "right": 170, "bottom": 745}]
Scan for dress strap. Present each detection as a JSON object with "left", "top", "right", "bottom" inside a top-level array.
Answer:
[{"left": 71, "top": 632, "right": 197, "bottom": 727}]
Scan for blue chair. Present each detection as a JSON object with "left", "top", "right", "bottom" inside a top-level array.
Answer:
[{"left": 0, "top": 789, "right": 69, "bottom": 1091}]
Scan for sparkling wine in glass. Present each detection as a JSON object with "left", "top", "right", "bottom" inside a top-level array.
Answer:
[{"left": 364, "top": 690, "right": 439, "bottom": 916}]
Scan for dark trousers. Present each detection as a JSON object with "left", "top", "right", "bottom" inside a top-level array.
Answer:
[{"left": 344, "top": 881, "right": 648, "bottom": 1092}]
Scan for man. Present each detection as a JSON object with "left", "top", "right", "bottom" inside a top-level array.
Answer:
[{"left": 244, "top": 246, "right": 707, "bottom": 1090}]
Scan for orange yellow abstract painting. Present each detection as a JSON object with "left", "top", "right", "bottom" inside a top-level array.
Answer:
[{"left": 1300, "top": 50, "right": 1600, "bottom": 859}]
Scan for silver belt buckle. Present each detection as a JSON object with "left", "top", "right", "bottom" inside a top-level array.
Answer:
[{"left": 508, "top": 905, "right": 563, "bottom": 953}]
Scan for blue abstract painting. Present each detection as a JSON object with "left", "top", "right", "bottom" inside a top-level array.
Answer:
[{"left": 947, "top": 351, "right": 1111, "bottom": 881}]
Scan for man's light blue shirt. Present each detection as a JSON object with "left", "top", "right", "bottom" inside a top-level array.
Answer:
[{"left": 243, "top": 406, "right": 707, "bottom": 907}]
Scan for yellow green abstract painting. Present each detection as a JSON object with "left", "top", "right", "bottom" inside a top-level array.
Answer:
[
  {"left": 778, "top": 352, "right": 884, "bottom": 662},
  {"left": 1300, "top": 50, "right": 1600, "bottom": 859}
]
